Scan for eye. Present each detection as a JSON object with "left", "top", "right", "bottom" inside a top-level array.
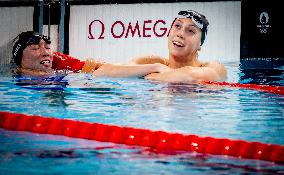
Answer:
[
  {"left": 186, "top": 26, "right": 199, "bottom": 34},
  {"left": 30, "top": 45, "right": 40, "bottom": 50},
  {"left": 174, "top": 23, "right": 182, "bottom": 29},
  {"left": 188, "top": 29, "right": 196, "bottom": 34}
]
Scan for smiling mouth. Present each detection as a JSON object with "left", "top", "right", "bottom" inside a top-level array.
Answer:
[{"left": 173, "top": 41, "right": 184, "bottom": 47}]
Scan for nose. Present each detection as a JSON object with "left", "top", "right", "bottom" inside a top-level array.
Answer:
[
  {"left": 41, "top": 46, "right": 51, "bottom": 57},
  {"left": 176, "top": 28, "right": 185, "bottom": 39}
]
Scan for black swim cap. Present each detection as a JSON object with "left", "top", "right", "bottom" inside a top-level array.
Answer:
[
  {"left": 12, "top": 31, "right": 51, "bottom": 66},
  {"left": 176, "top": 10, "right": 209, "bottom": 45}
]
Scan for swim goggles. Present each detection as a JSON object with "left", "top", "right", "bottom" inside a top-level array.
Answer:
[
  {"left": 13, "top": 34, "right": 51, "bottom": 58},
  {"left": 25, "top": 34, "right": 51, "bottom": 46},
  {"left": 177, "top": 10, "right": 204, "bottom": 31}
]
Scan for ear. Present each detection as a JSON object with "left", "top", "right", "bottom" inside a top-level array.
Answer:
[
  {"left": 197, "top": 44, "right": 201, "bottom": 51},
  {"left": 197, "top": 38, "right": 202, "bottom": 50}
]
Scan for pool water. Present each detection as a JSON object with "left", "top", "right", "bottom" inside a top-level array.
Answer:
[{"left": 0, "top": 61, "right": 283, "bottom": 174}]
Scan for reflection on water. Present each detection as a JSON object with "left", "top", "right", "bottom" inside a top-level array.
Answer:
[
  {"left": 240, "top": 59, "right": 284, "bottom": 85},
  {"left": 0, "top": 129, "right": 283, "bottom": 175},
  {"left": 240, "top": 68, "right": 283, "bottom": 85},
  {"left": 41, "top": 91, "right": 71, "bottom": 107},
  {"left": 5, "top": 148, "right": 284, "bottom": 174}
]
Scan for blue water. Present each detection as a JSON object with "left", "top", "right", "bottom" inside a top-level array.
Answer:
[{"left": 0, "top": 61, "right": 283, "bottom": 174}]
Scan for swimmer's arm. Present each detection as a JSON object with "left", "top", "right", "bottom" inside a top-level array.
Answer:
[
  {"left": 204, "top": 61, "right": 227, "bottom": 81},
  {"left": 145, "top": 62, "right": 227, "bottom": 82},
  {"left": 92, "top": 63, "right": 171, "bottom": 77},
  {"left": 81, "top": 56, "right": 165, "bottom": 72},
  {"left": 130, "top": 55, "right": 167, "bottom": 65}
]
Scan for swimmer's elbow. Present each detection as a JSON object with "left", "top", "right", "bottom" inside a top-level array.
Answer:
[
  {"left": 189, "top": 67, "right": 224, "bottom": 82},
  {"left": 217, "top": 65, "right": 228, "bottom": 81},
  {"left": 206, "top": 61, "right": 228, "bottom": 81}
]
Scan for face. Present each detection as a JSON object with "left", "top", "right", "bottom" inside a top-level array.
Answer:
[
  {"left": 21, "top": 39, "right": 53, "bottom": 72},
  {"left": 168, "top": 18, "right": 202, "bottom": 59}
]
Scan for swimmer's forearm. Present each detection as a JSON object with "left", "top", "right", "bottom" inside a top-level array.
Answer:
[
  {"left": 145, "top": 70, "right": 194, "bottom": 82},
  {"left": 92, "top": 63, "right": 169, "bottom": 77},
  {"left": 145, "top": 66, "right": 223, "bottom": 82}
]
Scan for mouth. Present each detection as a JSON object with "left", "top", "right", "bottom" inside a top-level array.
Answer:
[
  {"left": 172, "top": 41, "right": 184, "bottom": 47},
  {"left": 40, "top": 60, "right": 51, "bottom": 66}
]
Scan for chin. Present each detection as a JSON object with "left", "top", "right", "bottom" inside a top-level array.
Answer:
[
  {"left": 40, "top": 67, "right": 53, "bottom": 72},
  {"left": 170, "top": 51, "right": 186, "bottom": 58}
]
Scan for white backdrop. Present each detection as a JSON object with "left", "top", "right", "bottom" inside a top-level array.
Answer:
[
  {"left": 69, "top": 1, "right": 241, "bottom": 63},
  {"left": 0, "top": 7, "right": 33, "bottom": 64}
]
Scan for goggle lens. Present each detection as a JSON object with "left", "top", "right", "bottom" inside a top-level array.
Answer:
[
  {"left": 178, "top": 10, "right": 204, "bottom": 30},
  {"left": 26, "top": 35, "right": 51, "bottom": 45}
]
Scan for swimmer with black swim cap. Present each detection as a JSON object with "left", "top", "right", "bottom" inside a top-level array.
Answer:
[
  {"left": 12, "top": 31, "right": 170, "bottom": 77},
  {"left": 12, "top": 31, "right": 55, "bottom": 76}
]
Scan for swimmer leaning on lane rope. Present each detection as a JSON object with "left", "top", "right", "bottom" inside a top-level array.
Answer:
[{"left": 131, "top": 10, "right": 227, "bottom": 82}]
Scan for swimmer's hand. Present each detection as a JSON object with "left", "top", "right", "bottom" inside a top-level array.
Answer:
[
  {"left": 81, "top": 59, "right": 105, "bottom": 73},
  {"left": 154, "top": 63, "right": 171, "bottom": 73}
]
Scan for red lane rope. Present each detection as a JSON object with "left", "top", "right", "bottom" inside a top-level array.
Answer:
[
  {"left": 0, "top": 111, "right": 283, "bottom": 164},
  {"left": 203, "top": 81, "right": 284, "bottom": 95}
]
